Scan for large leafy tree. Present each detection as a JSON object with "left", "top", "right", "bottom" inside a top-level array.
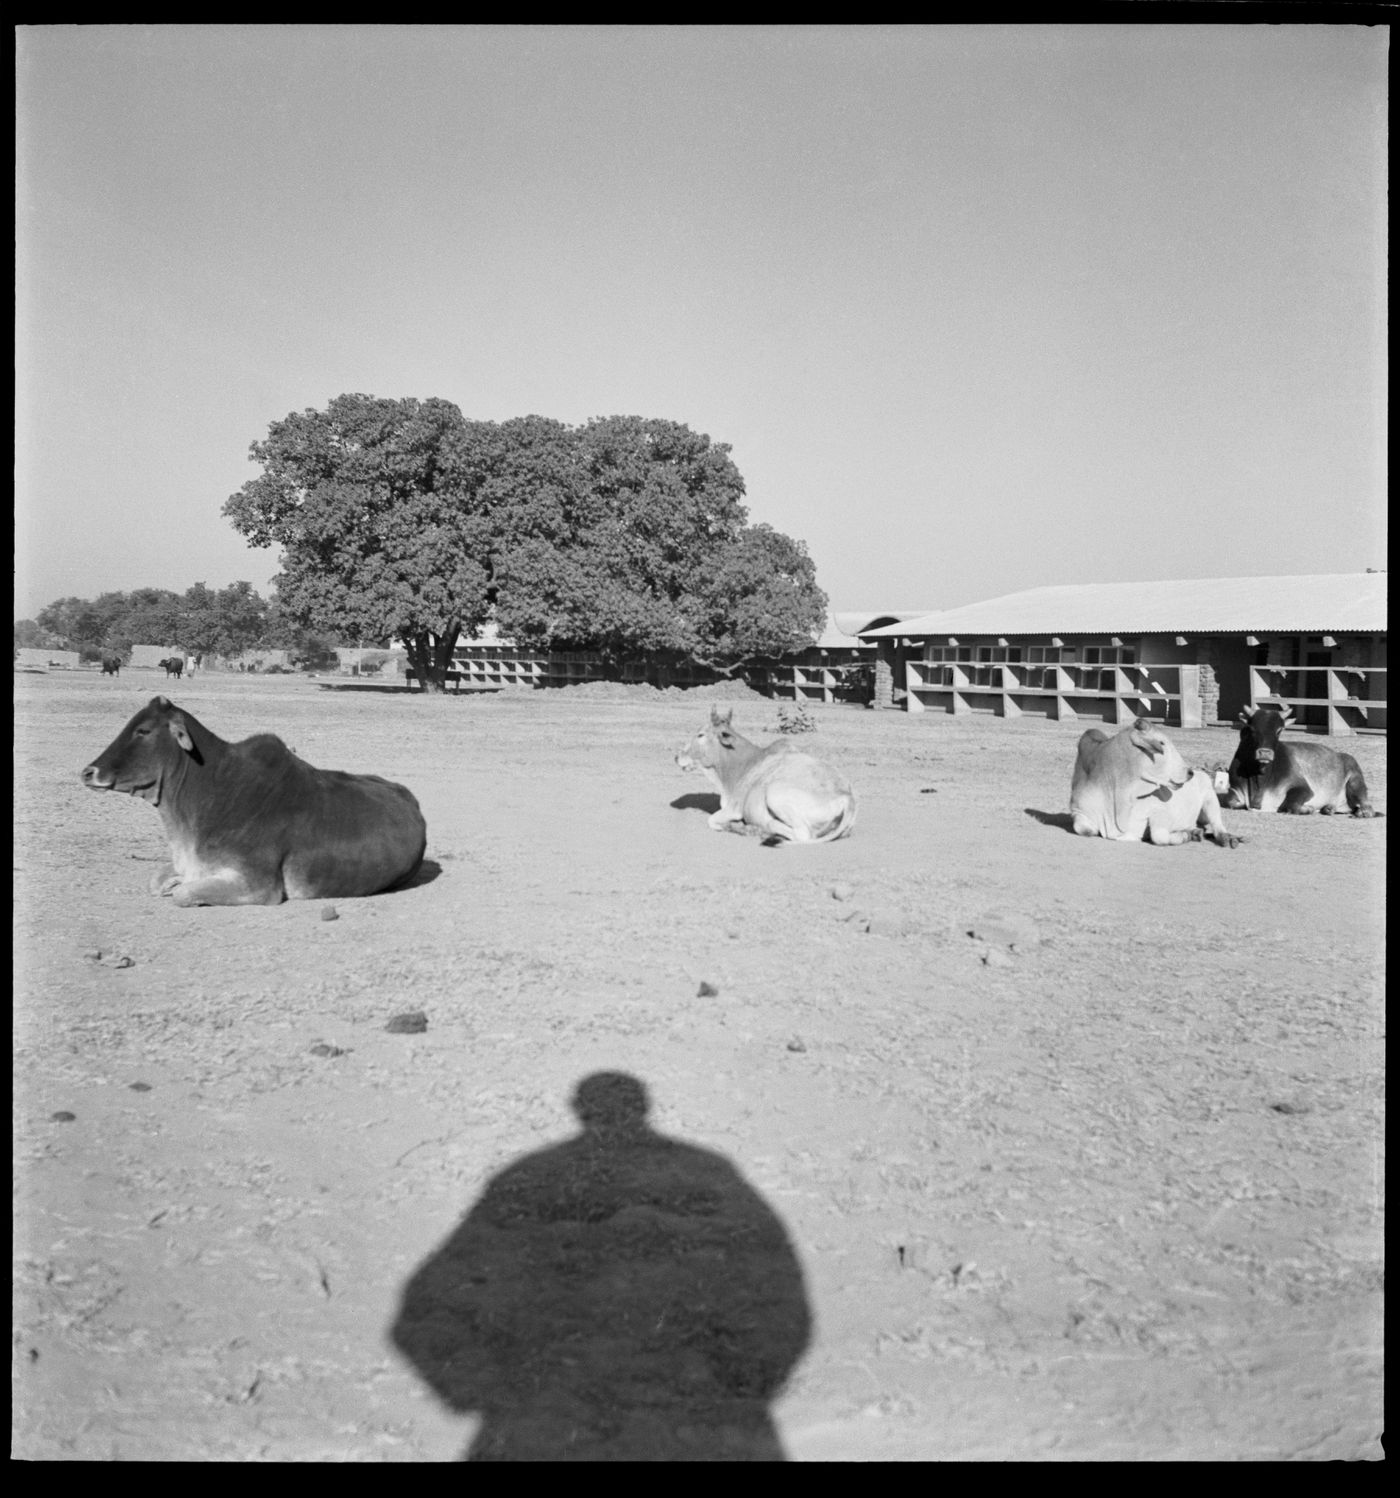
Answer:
[
  {"left": 226, "top": 397, "right": 827, "bottom": 689},
  {"left": 224, "top": 394, "right": 488, "bottom": 691}
]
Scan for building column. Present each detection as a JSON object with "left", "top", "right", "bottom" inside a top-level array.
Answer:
[{"left": 873, "top": 643, "right": 895, "bottom": 710}]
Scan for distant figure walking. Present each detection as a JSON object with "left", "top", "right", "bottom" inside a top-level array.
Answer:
[{"left": 392, "top": 1071, "right": 812, "bottom": 1461}]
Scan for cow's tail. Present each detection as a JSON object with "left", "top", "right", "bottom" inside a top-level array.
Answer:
[
  {"left": 811, "top": 796, "right": 858, "bottom": 843},
  {"left": 757, "top": 796, "right": 857, "bottom": 846}
]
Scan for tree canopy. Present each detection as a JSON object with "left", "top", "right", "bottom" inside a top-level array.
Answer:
[
  {"left": 224, "top": 396, "right": 827, "bottom": 689},
  {"left": 29, "top": 582, "right": 281, "bottom": 662},
  {"left": 224, "top": 394, "right": 491, "bottom": 689}
]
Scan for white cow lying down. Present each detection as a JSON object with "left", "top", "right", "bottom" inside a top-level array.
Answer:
[
  {"left": 675, "top": 707, "right": 857, "bottom": 844},
  {"left": 1069, "top": 718, "right": 1242, "bottom": 848}
]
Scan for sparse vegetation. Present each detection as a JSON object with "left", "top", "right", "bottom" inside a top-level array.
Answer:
[{"left": 776, "top": 703, "right": 817, "bottom": 734}]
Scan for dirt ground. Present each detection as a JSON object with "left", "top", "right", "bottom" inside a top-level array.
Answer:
[{"left": 13, "top": 670, "right": 1385, "bottom": 1461}]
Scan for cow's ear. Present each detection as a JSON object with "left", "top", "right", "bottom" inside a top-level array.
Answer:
[
  {"left": 168, "top": 713, "right": 194, "bottom": 753},
  {"left": 710, "top": 705, "right": 733, "bottom": 728}
]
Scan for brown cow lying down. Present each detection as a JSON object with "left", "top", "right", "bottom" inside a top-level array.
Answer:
[
  {"left": 675, "top": 706, "right": 856, "bottom": 844},
  {"left": 81, "top": 696, "right": 427, "bottom": 905},
  {"left": 1069, "top": 718, "right": 1242, "bottom": 848},
  {"left": 1220, "top": 704, "right": 1382, "bottom": 817}
]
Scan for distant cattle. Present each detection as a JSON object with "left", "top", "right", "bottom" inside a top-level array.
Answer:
[
  {"left": 159, "top": 657, "right": 184, "bottom": 679},
  {"left": 1223, "top": 705, "right": 1381, "bottom": 817},
  {"left": 100, "top": 655, "right": 121, "bottom": 676},
  {"left": 1069, "top": 718, "right": 1242, "bottom": 848},
  {"left": 80, "top": 696, "right": 427, "bottom": 906},
  {"left": 675, "top": 706, "right": 856, "bottom": 844}
]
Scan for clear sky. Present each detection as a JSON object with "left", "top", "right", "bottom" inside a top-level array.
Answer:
[{"left": 15, "top": 24, "right": 1388, "bottom": 621}]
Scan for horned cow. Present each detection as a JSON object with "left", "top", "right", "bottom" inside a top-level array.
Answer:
[
  {"left": 1069, "top": 717, "right": 1242, "bottom": 848},
  {"left": 1224, "top": 704, "right": 1381, "bottom": 817},
  {"left": 675, "top": 707, "right": 856, "bottom": 845}
]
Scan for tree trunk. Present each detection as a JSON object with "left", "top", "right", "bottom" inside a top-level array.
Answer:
[
  {"left": 406, "top": 632, "right": 440, "bottom": 693},
  {"left": 406, "top": 625, "right": 461, "bottom": 694}
]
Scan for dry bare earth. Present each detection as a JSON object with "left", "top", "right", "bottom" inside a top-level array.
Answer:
[{"left": 14, "top": 671, "right": 1384, "bottom": 1461}]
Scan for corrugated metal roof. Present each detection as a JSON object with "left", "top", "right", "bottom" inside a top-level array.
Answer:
[{"left": 861, "top": 573, "right": 1387, "bottom": 638}]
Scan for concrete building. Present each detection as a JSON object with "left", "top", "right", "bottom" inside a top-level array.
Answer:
[
  {"left": 863, "top": 573, "right": 1386, "bottom": 734},
  {"left": 767, "top": 611, "right": 931, "bottom": 705},
  {"left": 444, "top": 611, "right": 934, "bottom": 699}
]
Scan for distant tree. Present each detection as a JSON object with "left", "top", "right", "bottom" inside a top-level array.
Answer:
[
  {"left": 178, "top": 582, "right": 219, "bottom": 660},
  {"left": 13, "top": 619, "right": 66, "bottom": 652},
  {"left": 120, "top": 588, "right": 185, "bottom": 650},
  {"left": 36, "top": 596, "right": 105, "bottom": 650},
  {"left": 89, "top": 592, "right": 138, "bottom": 648},
  {"left": 181, "top": 580, "right": 271, "bottom": 659},
  {"left": 30, "top": 583, "right": 283, "bottom": 667},
  {"left": 34, "top": 592, "right": 139, "bottom": 651},
  {"left": 224, "top": 394, "right": 489, "bottom": 692}
]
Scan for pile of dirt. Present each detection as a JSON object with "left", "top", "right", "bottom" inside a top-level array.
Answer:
[
  {"left": 549, "top": 680, "right": 664, "bottom": 701},
  {"left": 662, "top": 680, "right": 766, "bottom": 702},
  {"left": 548, "top": 678, "right": 767, "bottom": 703}
]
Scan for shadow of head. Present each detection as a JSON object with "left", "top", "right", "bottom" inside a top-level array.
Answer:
[
  {"left": 571, "top": 1070, "right": 650, "bottom": 1136},
  {"left": 1024, "top": 807, "right": 1076, "bottom": 833},
  {"left": 390, "top": 1069, "right": 812, "bottom": 1461},
  {"left": 671, "top": 791, "right": 721, "bottom": 814}
]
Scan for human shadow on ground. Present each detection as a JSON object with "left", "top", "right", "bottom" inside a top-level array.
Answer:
[
  {"left": 670, "top": 791, "right": 721, "bottom": 814},
  {"left": 1024, "top": 807, "right": 1076, "bottom": 833},
  {"left": 391, "top": 1071, "right": 812, "bottom": 1461}
]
